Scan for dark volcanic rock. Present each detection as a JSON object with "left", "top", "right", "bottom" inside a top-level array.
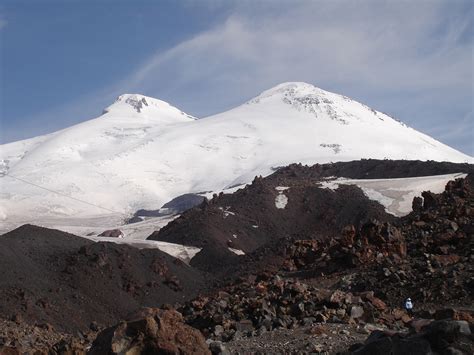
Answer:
[
  {"left": 149, "top": 181, "right": 393, "bottom": 270},
  {"left": 148, "top": 160, "right": 473, "bottom": 274},
  {"left": 178, "top": 276, "right": 399, "bottom": 342},
  {"left": 190, "top": 244, "right": 240, "bottom": 273},
  {"left": 0, "top": 225, "right": 206, "bottom": 332},
  {"left": 351, "top": 320, "right": 473, "bottom": 354},
  {"left": 272, "top": 159, "right": 474, "bottom": 180},
  {"left": 173, "top": 171, "right": 474, "bottom": 346},
  {"left": 341, "top": 174, "right": 474, "bottom": 307}
]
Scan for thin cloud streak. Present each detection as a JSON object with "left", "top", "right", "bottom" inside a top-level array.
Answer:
[
  {"left": 124, "top": 1, "right": 471, "bottom": 90},
  {"left": 110, "top": 1, "right": 473, "bottom": 154},
  {"left": 4, "top": 0, "right": 473, "bottom": 155}
]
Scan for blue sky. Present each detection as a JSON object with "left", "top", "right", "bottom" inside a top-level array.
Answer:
[{"left": 1, "top": 0, "right": 473, "bottom": 155}]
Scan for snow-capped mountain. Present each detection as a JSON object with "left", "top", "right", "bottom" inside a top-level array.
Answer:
[{"left": 0, "top": 82, "right": 472, "bottom": 224}]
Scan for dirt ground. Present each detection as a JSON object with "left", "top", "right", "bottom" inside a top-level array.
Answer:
[{"left": 224, "top": 322, "right": 371, "bottom": 354}]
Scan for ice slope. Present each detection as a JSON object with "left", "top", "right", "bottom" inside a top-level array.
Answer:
[
  {"left": 1, "top": 83, "right": 472, "bottom": 225},
  {"left": 320, "top": 172, "right": 467, "bottom": 216}
]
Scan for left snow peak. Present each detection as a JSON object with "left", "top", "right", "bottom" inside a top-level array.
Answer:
[{"left": 102, "top": 93, "right": 196, "bottom": 122}]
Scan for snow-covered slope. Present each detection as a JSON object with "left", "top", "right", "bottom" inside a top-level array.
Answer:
[
  {"left": 320, "top": 172, "right": 467, "bottom": 216},
  {"left": 1, "top": 83, "right": 472, "bottom": 225}
]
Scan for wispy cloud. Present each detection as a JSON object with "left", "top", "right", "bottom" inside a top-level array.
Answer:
[
  {"left": 8, "top": 0, "right": 473, "bottom": 155},
  {"left": 119, "top": 1, "right": 472, "bottom": 107},
  {"left": 103, "top": 0, "right": 472, "bottom": 154},
  {"left": 0, "top": 15, "right": 7, "bottom": 30}
]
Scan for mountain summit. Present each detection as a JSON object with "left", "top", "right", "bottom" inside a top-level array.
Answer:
[
  {"left": 248, "top": 81, "right": 405, "bottom": 126},
  {"left": 103, "top": 94, "right": 196, "bottom": 122},
  {"left": 249, "top": 81, "right": 333, "bottom": 103},
  {"left": 0, "top": 82, "right": 472, "bottom": 224}
]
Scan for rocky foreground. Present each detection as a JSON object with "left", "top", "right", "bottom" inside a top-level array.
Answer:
[{"left": 0, "top": 160, "right": 472, "bottom": 354}]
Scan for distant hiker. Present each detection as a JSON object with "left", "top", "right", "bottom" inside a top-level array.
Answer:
[{"left": 405, "top": 297, "right": 413, "bottom": 316}]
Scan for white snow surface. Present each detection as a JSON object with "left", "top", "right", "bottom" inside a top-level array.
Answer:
[
  {"left": 0, "top": 212, "right": 199, "bottom": 263},
  {"left": 1, "top": 83, "right": 472, "bottom": 227},
  {"left": 275, "top": 194, "right": 289, "bottom": 209},
  {"left": 228, "top": 247, "right": 246, "bottom": 256},
  {"left": 85, "top": 236, "right": 200, "bottom": 264},
  {"left": 275, "top": 186, "right": 290, "bottom": 209},
  {"left": 320, "top": 172, "right": 467, "bottom": 216}
]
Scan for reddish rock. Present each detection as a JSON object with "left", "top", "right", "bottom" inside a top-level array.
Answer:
[
  {"left": 329, "top": 290, "right": 347, "bottom": 306},
  {"left": 453, "top": 310, "right": 474, "bottom": 323},
  {"left": 391, "top": 308, "right": 406, "bottom": 320},
  {"left": 363, "top": 294, "right": 387, "bottom": 311},
  {"left": 150, "top": 258, "right": 169, "bottom": 275},
  {"left": 191, "top": 297, "right": 209, "bottom": 310},
  {"left": 341, "top": 225, "right": 356, "bottom": 246},
  {"left": 255, "top": 282, "right": 267, "bottom": 295},
  {"left": 0, "top": 347, "right": 20, "bottom": 355},
  {"left": 89, "top": 309, "right": 210, "bottom": 355},
  {"left": 432, "top": 254, "right": 460, "bottom": 266}
]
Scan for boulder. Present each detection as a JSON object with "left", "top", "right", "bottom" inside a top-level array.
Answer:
[
  {"left": 51, "top": 339, "right": 86, "bottom": 355},
  {"left": 352, "top": 319, "right": 473, "bottom": 354},
  {"left": 208, "top": 341, "right": 230, "bottom": 355},
  {"left": 89, "top": 309, "right": 210, "bottom": 355},
  {"left": 350, "top": 305, "right": 364, "bottom": 319},
  {"left": 434, "top": 308, "right": 474, "bottom": 323}
]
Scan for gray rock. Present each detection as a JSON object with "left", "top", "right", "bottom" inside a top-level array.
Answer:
[
  {"left": 351, "top": 305, "right": 364, "bottom": 319},
  {"left": 209, "top": 341, "right": 230, "bottom": 355},
  {"left": 453, "top": 320, "right": 471, "bottom": 335},
  {"left": 214, "top": 324, "right": 224, "bottom": 337},
  {"left": 234, "top": 319, "right": 253, "bottom": 332}
]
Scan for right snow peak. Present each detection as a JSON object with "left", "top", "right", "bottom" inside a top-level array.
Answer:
[
  {"left": 212, "top": 81, "right": 472, "bottom": 163},
  {"left": 248, "top": 81, "right": 407, "bottom": 125}
]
